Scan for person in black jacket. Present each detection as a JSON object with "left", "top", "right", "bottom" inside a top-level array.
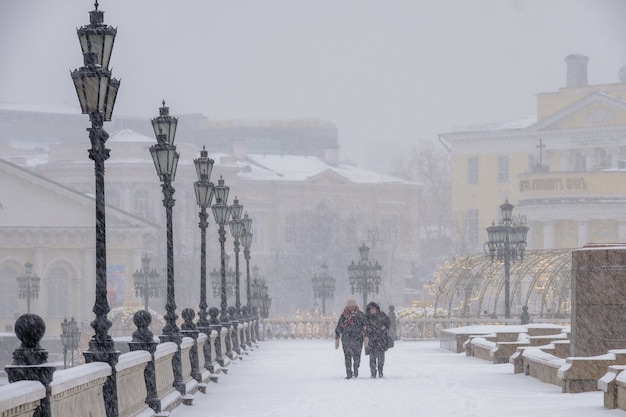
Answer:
[
  {"left": 335, "top": 299, "right": 366, "bottom": 379},
  {"left": 364, "top": 301, "right": 391, "bottom": 378}
]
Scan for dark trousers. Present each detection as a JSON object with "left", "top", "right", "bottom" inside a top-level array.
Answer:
[
  {"left": 343, "top": 343, "right": 362, "bottom": 376},
  {"left": 369, "top": 350, "right": 385, "bottom": 376}
]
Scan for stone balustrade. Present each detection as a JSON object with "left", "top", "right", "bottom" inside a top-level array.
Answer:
[
  {"left": 0, "top": 380, "right": 45, "bottom": 417},
  {"left": 49, "top": 362, "right": 111, "bottom": 417},
  {"left": 153, "top": 342, "right": 182, "bottom": 413},
  {"left": 115, "top": 351, "right": 153, "bottom": 417},
  {"left": 557, "top": 349, "right": 626, "bottom": 393},
  {"left": 180, "top": 337, "right": 198, "bottom": 398},
  {"left": 0, "top": 313, "right": 258, "bottom": 417}
]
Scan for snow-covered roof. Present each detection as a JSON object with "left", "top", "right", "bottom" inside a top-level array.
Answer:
[
  {"left": 238, "top": 154, "right": 410, "bottom": 184},
  {"left": 457, "top": 115, "right": 537, "bottom": 132},
  {"left": 109, "top": 129, "right": 154, "bottom": 143}
]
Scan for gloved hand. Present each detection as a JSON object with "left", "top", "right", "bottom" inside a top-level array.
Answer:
[{"left": 335, "top": 338, "right": 340, "bottom": 349}]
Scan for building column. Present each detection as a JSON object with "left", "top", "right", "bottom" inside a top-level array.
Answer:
[
  {"left": 82, "top": 248, "right": 95, "bottom": 321},
  {"left": 543, "top": 221, "right": 555, "bottom": 249},
  {"left": 33, "top": 248, "right": 45, "bottom": 317}
]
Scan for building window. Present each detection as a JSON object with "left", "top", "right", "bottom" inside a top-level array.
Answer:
[
  {"left": 597, "top": 149, "right": 611, "bottom": 170},
  {"left": 574, "top": 151, "right": 587, "bottom": 172},
  {"left": 134, "top": 189, "right": 150, "bottom": 218},
  {"left": 467, "top": 157, "right": 479, "bottom": 184},
  {"left": 47, "top": 266, "right": 69, "bottom": 318},
  {"left": 466, "top": 208, "right": 479, "bottom": 247},
  {"left": 497, "top": 156, "right": 509, "bottom": 182},
  {"left": 0, "top": 267, "right": 18, "bottom": 319}
]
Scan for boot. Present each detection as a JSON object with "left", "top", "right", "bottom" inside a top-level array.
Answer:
[
  {"left": 345, "top": 369, "right": 353, "bottom": 379},
  {"left": 353, "top": 366, "right": 358, "bottom": 378},
  {"left": 371, "top": 367, "right": 377, "bottom": 378},
  {"left": 378, "top": 366, "right": 383, "bottom": 378}
]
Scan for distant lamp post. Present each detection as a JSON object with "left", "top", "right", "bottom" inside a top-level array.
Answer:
[
  {"left": 149, "top": 101, "right": 185, "bottom": 394},
  {"left": 132, "top": 255, "right": 161, "bottom": 311},
  {"left": 250, "top": 266, "right": 272, "bottom": 319},
  {"left": 60, "top": 317, "right": 81, "bottom": 369},
  {"left": 229, "top": 197, "right": 244, "bottom": 317},
  {"left": 193, "top": 146, "right": 215, "bottom": 330},
  {"left": 347, "top": 242, "right": 382, "bottom": 308},
  {"left": 485, "top": 199, "right": 529, "bottom": 319},
  {"left": 211, "top": 177, "right": 231, "bottom": 323},
  {"left": 312, "top": 263, "right": 335, "bottom": 316},
  {"left": 241, "top": 213, "right": 253, "bottom": 313},
  {"left": 70, "top": 3, "right": 120, "bottom": 416},
  {"left": 16, "top": 261, "right": 41, "bottom": 313}
]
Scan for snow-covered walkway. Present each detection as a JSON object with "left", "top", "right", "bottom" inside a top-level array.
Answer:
[{"left": 173, "top": 340, "right": 620, "bottom": 417}]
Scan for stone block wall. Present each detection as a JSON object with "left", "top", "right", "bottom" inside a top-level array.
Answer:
[{"left": 571, "top": 245, "right": 626, "bottom": 357}]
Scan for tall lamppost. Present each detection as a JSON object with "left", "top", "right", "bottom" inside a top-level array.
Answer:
[
  {"left": 70, "top": 3, "right": 120, "bottom": 416},
  {"left": 211, "top": 177, "right": 231, "bottom": 323},
  {"left": 16, "top": 261, "right": 41, "bottom": 314},
  {"left": 312, "top": 263, "right": 335, "bottom": 316},
  {"left": 60, "top": 317, "right": 81, "bottom": 369},
  {"left": 229, "top": 197, "right": 244, "bottom": 317},
  {"left": 241, "top": 213, "right": 253, "bottom": 312},
  {"left": 193, "top": 147, "right": 215, "bottom": 331},
  {"left": 347, "top": 242, "right": 382, "bottom": 309},
  {"left": 132, "top": 254, "right": 161, "bottom": 311},
  {"left": 250, "top": 266, "right": 272, "bottom": 318},
  {"left": 485, "top": 199, "right": 529, "bottom": 319},
  {"left": 149, "top": 101, "right": 184, "bottom": 394}
]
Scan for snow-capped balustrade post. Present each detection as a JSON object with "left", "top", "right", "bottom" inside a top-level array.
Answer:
[
  {"left": 227, "top": 306, "right": 242, "bottom": 356},
  {"left": 114, "top": 351, "right": 152, "bottom": 417},
  {"left": 127, "top": 310, "right": 160, "bottom": 413},
  {"left": 180, "top": 308, "right": 201, "bottom": 383},
  {"left": 4, "top": 314, "right": 56, "bottom": 417},
  {"left": 208, "top": 307, "right": 225, "bottom": 367},
  {"left": 152, "top": 342, "right": 182, "bottom": 413}
]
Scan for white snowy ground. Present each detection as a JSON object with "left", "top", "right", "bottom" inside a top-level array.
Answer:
[{"left": 174, "top": 340, "right": 624, "bottom": 417}]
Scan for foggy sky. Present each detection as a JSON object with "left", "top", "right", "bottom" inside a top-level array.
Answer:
[{"left": 1, "top": 0, "right": 625, "bottom": 172}]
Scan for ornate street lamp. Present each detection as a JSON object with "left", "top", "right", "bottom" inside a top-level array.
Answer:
[
  {"left": 211, "top": 177, "right": 231, "bottom": 323},
  {"left": 229, "top": 197, "right": 244, "bottom": 317},
  {"left": 485, "top": 199, "right": 529, "bottom": 319},
  {"left": 70, "top": 3, "right": 120, "bottom": 415},
  {"left": 149, "top": 101, "right": 185, "bottom": 394},
  {"left": 241, "top": 212, "right": 253, "bottom": 313},
  {"left": 60, "top": 317, "right": 81, "bottom": 369},
  {"left": 250, "top": 266, "right": 272, "bottom": 319},
  {"left": 132, "top": 255, "right": 161, "bottom": 311},
  {"left": 193, "top": 146, "right": 215, "bottom": 331},
  {"left": 347, "top": 242, "right": 382, "bottom": 308},
  {"left": 210, "top": 254, "right": 236, "bottom": 299},
  {"left": 312, "top": 263, "right": 335, "bottom": 316},
  {"left": 16, "top": 261, "right": 40, "bottom": 314}
]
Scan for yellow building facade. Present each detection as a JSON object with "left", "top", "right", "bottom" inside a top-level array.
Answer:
[{"left": 441, "top": 54, "right": 626, "bottom": 252}]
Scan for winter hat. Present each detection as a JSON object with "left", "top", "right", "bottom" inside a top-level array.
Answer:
[
  {"left": 366, "top": 301, "right": 380, "bottom": 312},
  {"left": 346, "top": 299, "right": 357, "bottom": 308}
]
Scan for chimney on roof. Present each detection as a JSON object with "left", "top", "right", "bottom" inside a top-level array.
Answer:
[{"left": 565, "top": 54, "right": 589, "bottom": 88}]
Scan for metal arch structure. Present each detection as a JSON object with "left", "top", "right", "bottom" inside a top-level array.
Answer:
[{"left": 432, "top": 249, "right": 572, "bottom": 319}]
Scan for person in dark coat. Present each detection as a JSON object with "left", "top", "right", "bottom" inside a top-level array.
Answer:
[
  {"left": 335, "top": 299, "right": 366, "bottom": 379},
  {"left": 364, "top": 301, "right": 391, "bottom": 378},
  {"left": 388, "top": 305, "right": 397, "bottom": 341}
]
